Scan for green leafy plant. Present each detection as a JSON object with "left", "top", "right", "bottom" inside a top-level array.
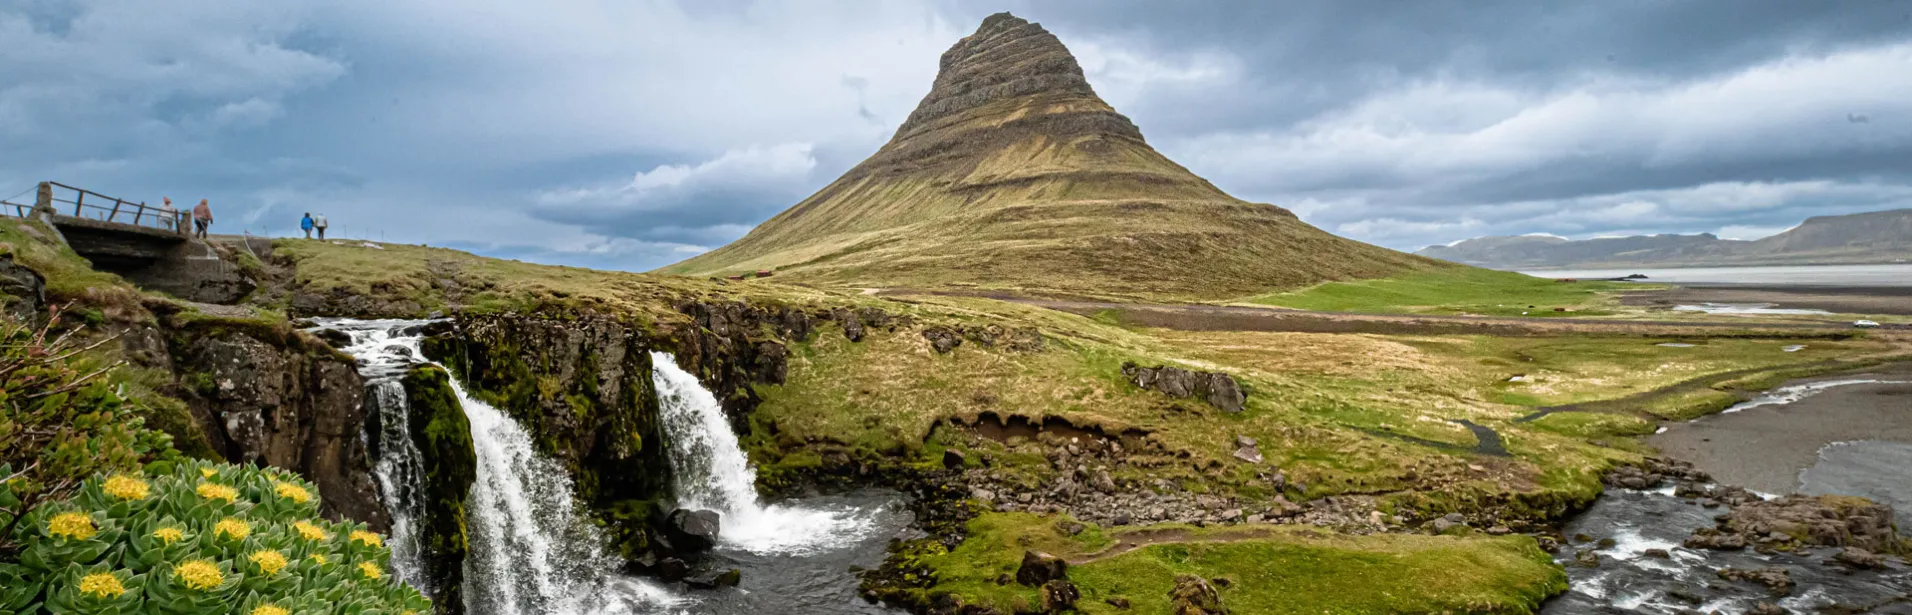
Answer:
[
  {"left": 2, "top": 460, "right": 431, "bottom": 614},
  {"left": 1, "top": 309, "right": 175, "bottom": 551}
]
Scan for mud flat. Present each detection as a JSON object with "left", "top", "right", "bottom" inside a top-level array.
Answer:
[
  {"left": 1649, "top": 362, "right": 1912, "bottom": 515},
  {"left": 1623, "top": 284, "right": 1912, "bottom": 316}
]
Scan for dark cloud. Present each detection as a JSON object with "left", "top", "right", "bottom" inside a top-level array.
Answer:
[{"left": 2, "top": 0, "right": 1908, "bottom": 268}]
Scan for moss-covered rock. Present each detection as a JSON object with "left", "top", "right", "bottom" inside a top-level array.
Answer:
[{"left": 402, "top": 365, "right": 477, "bottom": 614}]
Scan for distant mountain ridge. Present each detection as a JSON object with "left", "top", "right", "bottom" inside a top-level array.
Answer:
[
  {"left": 1418, "top": 208, "right": 1912, "bottom": 269},
  {"left": 662, "top": 12, "right": 1435, "bottom": 299}
]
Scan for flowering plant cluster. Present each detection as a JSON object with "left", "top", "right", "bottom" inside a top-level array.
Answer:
[{"left": 1, "top": 460, "right": 430, "bottom": 614}]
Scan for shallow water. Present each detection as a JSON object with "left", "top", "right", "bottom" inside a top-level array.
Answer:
[
  {"left": 1520, "top": 264, "right": 1912, "bottom": 286},
  {"left": 1542, "top": 489, "right": 1912, "bottom": 614},
  {"left": 1801, "top": 441, "right": 1912, "bottom": 529}
]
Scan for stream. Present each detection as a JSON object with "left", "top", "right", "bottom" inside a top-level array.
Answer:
[
  {"left": 317, "top": 319, "right": 911, "bottom": 615},
  {"left": 1543, "top": 376, "right": 1912, "bottom": 613}
]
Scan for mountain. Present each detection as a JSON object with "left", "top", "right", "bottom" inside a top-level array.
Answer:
[
  {"left": 1419, "top": 208, "right": 1912, "bottom": 269},
  {"left": 662, "top": 13, "right": 1434, "bottom": 299}
]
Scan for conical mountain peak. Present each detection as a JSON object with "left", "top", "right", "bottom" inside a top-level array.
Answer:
[{"left": 663, "top": 14, "right": 1432, "bottom": 300}]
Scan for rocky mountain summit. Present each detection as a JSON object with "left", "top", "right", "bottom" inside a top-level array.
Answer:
[{"left": 665, "top": 12, "right": 1431, "bottom": 299}]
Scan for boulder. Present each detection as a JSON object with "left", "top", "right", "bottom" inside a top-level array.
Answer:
[
  {"left": 685, "top": 568, "right": 743, "bottom": 589},
  {"left": 1120, "top": 362, "right": 1246, "bottom": 412},
  {"left": 1167, "top": 574, "right": 1226, "bottom": 614},
  {"left": 923, "top": 326, "right": 964, "bottom": 353},
  {"left": 943, "top": 448, "right": 968, "bottom": 469},
  {"left": 657, "top": 557, "right": 689, "bottom": 583},
  {"left": 1723, "top": 495, "right": 1900, "bottom": 551},
  {"left": 1832, "top": 547, "right": 1886, "bottom": 570},
  {"left": 1717, "top": 567, "right": 1793, "bottom": 596},
  {"left": 1016, "top": 550, "right": 1068, "bottom": 586},
  {"left": 1039, "top": 579, "right": 1079, "bottom": 612},
  {"left": 665, "top": 509, "right": 722, "bottom": 554},
  {"left": 312, "top": 327, "right": 353, "bottom": 348}
]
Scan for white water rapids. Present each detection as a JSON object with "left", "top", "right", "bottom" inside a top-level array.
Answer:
[
  {"left": 650, "top": 352, "right": 874, "bottom": 555},
  {"left": 323, "top": 320, "right": 886, "bottom": 614}
]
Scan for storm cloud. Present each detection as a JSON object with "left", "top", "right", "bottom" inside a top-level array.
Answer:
[{"left": 2, "top": 0, "right": 1907, "bottom": 270}]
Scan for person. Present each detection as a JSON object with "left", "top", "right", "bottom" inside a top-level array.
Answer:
[
  {"left": 191, "top": 199, "right": 213, "bottom": 239},
  {"left": 314, "top": 213, "right": 329, "bottom": 240},
  {"left": 300, "top": 212, "right": 314, "bottom": 239},
  {"left": 160, "top": 197, "right": 179, "bottom": 232}
]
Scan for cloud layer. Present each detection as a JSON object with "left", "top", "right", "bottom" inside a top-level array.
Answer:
[{"left": 3, "top": 0, "right": 1907, "bottom": 270}]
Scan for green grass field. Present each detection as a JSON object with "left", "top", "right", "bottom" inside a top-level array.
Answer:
[{"left": 1245, "top": 267, "right": 1647, "bottom": 317}]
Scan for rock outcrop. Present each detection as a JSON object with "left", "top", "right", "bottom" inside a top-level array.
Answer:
[
  {"left": 0, "top": 252, "right": 46, "bottom": 321},
  {"left": 1168, "top": 574, "right": 1227, "bottom": 614},
  {"left": 166, "top": 317, "right": 386, "bottom": 528},
  {"left": 401, "top": 365, "right": 477, "bottom": 614},
  {"left": 1121, "top": 362, "right": 1247, "bottom": 412}
]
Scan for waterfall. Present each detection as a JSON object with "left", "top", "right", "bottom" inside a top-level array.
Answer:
[
  {"left": 366, "top": 378, "right": 429, "bottom": 594},
  {"left": 321, "top": 319, "right": 681, "bottom": 615},
  {"left": 650, "top": 352, "right": 871, "bottom": 555}
]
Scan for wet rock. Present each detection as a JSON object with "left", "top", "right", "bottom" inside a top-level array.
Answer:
[
  {"left": 665, "top": 509, "right": 722, "bottom": 554},
  {"left": 1723, "top": 495, "right": 1900, "bottom": 551},
  {"left": 1039, "top": 579, "right": 1079, "bottom": 612},
  {"left": 1832, "top": 547, "right": 1886, "bottom": 570},
  {"left": 943, "top": 448, "right": 968, "bottom": 469},
  {"left": 685, "top": 568, "right": 742, "bottom": 589},
  {"left": 1683, "top": 527, "right": 1748, "bottom": 551},
  {"left": 1120, "top": 362, "right": 1247, "bottom": 412},
  {"left": 1718, "top": 567, "right": 1793, "bottom": 595},
  {"left": 1642, "top": 548, "right": 1671, "bottom": 559},
  {"left": 657, "top": 557, "right": 689, "bottom": 582},
  {"left": 313, "top": 327, "right": 353, "bottom": 348},
  {"left": 1016, "top": 550, "right": 1068, "bottom": 586},
  {"left": 1747, "top": 602, "right": 1789, "bottom": 615},
  {"left": 923, "top": 326, "right": 964, "bottom": 353},
  {"left": 1571, "top": 549, "right": 1601, "bottom": 568},
  {"left": 1167, "top": 574, "right": 1226, "bottom": 614}
]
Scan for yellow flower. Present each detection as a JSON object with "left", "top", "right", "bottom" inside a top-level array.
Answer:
[
  {"left": 292, "top": 520, "right": 330, "bottom": 541},
  {"left": 349, "top": 530, "right": 383, "bottom": 548},
  {"left": 48, "top": 512, "right": 97, "bottom": 541},
  {"left": 102, "top": 474, "right": 150, "bottom": 501},
  {"left": 196, "top": 482, "right": 238, "bottom": 504},
  {"left": 249, "top": 550, "right": 288, "bottom": 575},
  {"left": 173, "top": 560, "right": 223, "bottom": 591},
  {"left": 152, "top": 526, "right": 185, "bottom": 544},
  {"left": 307, "top": 553, "right": 329, "bottom": 565},
  {"left": 272, "top": 481, "right": 313, "bottom": 504},
  {"left": 250, "top": 605, "right": 290, "bottom": 615},
  {"left": 78, "top": 572, "right": 126, "bottom": 598},
  {"left": 199, "top": 467, "right": 217, "bottom": 478},
  {"left": 357, "top": 561, "right": 382, "bottom": 581},
  {"left": 213, "top": 517, "right": 251, "bottom": 541}
]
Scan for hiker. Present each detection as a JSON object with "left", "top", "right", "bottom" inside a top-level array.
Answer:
[
  {"left": 300, "top": 212, "right": 314, "bottom": 238},
  {"left": 161, "top": 197, "right": 179, "bottom": 231},
  {"left": 191, "top": 199, "right": 212, "bottom": 239},
  {"left": 314, "top": 213, "right": 329, "bottom": 239}
]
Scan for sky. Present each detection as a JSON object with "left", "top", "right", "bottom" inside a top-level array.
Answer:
[{"left": 3, "top": 0, "right": 1909, "bottom": 270}]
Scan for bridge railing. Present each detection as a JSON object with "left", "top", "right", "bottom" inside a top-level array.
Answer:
[{"left": 41, "top": 182, "right": 190, "bottom": 234}]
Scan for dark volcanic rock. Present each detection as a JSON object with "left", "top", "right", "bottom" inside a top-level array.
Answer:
[
  {"left": 1718, "top": 566, "right": 1794, "bottom": 595},
  {"left": 1121, "top": 362, "right": 1246, "bottom": 412},
  {"left": 0, "top": 252, "right": 46, "bottom": 321},
  {"left": 1722, "top": 495, "right": 1901, "bottom": 551},
  {"left": 169, "top": 322, "right": 386, "bottom": 529},
  {"left": 1016, "top": 550, "right": 1068, "bottom": 586},
  {"left": 923, "top": 326, "right": 963, "bottom": 353},
  {"left": 685, "top": 568, "right": 742, "bottom": 589},
  {"left": 1040, "top": 579, "right": 1079, "bottom": 612},
  {"left": 665, "top": 509, "right": 722, "bottom": 554}
]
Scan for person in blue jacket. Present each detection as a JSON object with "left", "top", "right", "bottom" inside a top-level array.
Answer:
[{"left": 300, "top": 212, "right": 314, "bottom": 238}]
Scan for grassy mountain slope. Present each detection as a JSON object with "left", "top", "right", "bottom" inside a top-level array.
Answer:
[
  {"left": 663, "top": 13, "right": 1435, "bottom": 300},
  {"left": 1420, "top": 208, "right": 1912, "bottom": 269}
]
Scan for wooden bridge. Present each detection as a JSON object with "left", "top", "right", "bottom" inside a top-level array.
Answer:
[{"left": 2, "top": 181, "right": 193, "bottom": 268}]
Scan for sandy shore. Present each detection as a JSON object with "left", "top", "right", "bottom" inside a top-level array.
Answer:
[
  {"left": 1623, "top": 284, "right": 1912, "bottom": 316},
  {"left": 1649, "top": 362, "right": 1912, "bottom": 495}
]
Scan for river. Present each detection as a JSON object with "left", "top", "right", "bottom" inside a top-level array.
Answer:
[
  {"left": 317, "top": 319, "right": 911, "bottom": 615},
  {"left": 1544, "top": 369, "right": 1912, "bottom": 613}
]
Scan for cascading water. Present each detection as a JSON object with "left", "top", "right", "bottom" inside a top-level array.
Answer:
[
  {"left": 650, "top": 352, "right": 873, "bottom": 554},
  {"left": 320, "top": 319, "right": 680, "bottom": 615}
]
